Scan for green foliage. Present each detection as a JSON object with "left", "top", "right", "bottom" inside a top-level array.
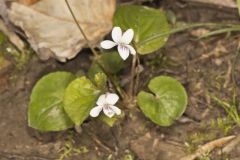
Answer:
[
  {"left": 114, "top": 5, "right": 170, "bottom": 55},
  {"left": 137, "top": 76, "right": 188, "bottom": 126},
  {"left": 92, "top": 72, "right": 121, "bottom": 127},
  {"left": 189, "top": 132, "right": 216, "bottom": 144},
  {"left": 210, "top": 118, "right": 233, "bottom": 135},
  {"left": 58, "top": 133, "right": 89, "bottom": 160},
  {"left": 99, "top": 114, "right": 118, "bottom": 127},
  {"left": 186, "top": 132, "right": 216, "bottom": 154},
  {"left": 0, "top": 32, "right": 5, "bottom": 44},
  {"left": 94, "top": 72, "right": 120, "bottom": 127},
  {"left": 94, "top": 72, "right": 107, "bottom": 90},
  {"left": 166, "top": 10, "right": 176, "bottom": 25},
  {"left": 5, "top": 46, "right": 32, "bottom": 70},
  {"left": 63, "top": 76, "right": 101, "bottom": 126},
  {"left": 99, "top": 51, "right": 125, "bottom": 74},
  {"left": 121, "top": 150, "right": 135, "bottom": 160},
  {"left": 29, "top": 70, "right": 111, "bottom": 131},
  {"left": 88, "top": 51, "right": 125, "bottom": 80},
  {"left": 88, "top": 62, "right": 102, "bottom": 81},
  {"left": 28, "top": 72, "right": 75, "bottom": 131},
  {"left": 211, "top": 95, "right": 240, "bottom": 126}
]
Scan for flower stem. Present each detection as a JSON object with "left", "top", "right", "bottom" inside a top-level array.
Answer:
[
  {"left": 128, "top": 54, "right": 137, "bottom": 100},
  {"left": 134, "top": 55, "right": 140, "bottom": 95},
  {"left": 65, "top": 0, "right": 125, "bottom": 99}
]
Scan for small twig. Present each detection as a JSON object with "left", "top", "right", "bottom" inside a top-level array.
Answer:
[
  {"left": 219, "top": 134, "right": 240, "bottom": 155},
  {"left": 180, "top": 135, "right": 236, "bottom": 160}
]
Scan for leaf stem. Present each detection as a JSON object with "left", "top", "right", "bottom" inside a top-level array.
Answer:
[
  {"left": 128, "top": 54, "right": 137, "bottom": 100},
  {"left": 65, "top": 0, "right": 125, "bottom": 99},
  {"left": 134, "top": 54, "right": 141, "bottom": 95}
]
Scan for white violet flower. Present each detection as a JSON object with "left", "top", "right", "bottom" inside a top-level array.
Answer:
[
  {"left": 100, "top": 26, "right": 136, "bottom": 60},
  {"left": 90, "top": 93, "right": 121, "bottom": 118}
]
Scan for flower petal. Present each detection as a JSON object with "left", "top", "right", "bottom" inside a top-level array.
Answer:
[
  {"left": 100, "top": 40, "right": 116, "bottom": 49},
  {"left": 121, "top": 29, "right": 134, "bottom": 44},
  {"left": 111, "top": 105, "right": 121, "bottom": 115},
  {"left": 126, "top": 45, "right": 136, "bottom": 55},
  {"left": 96, "top": 94, "right": 106, "bottom": 106},
  {"left": 106, "top": 93, "right": 119, "bottom": 105},
  {"left": 112, "top": 26, "right": 122, "bottom": 43},
  {"left": 103, "top": 106, "right": 115, "bottom": 118},
  {"left": 90, "top": 106, "right": 103, "bottom": 117},
  {"left": 118, "top": 45, "right": 130, "bottom": 60}
]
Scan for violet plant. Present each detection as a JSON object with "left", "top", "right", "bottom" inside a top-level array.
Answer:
[{"left": 28, "top": 3, "right": 188, "bottom": 131}]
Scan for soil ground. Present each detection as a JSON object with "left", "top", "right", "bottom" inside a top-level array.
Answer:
[{"left": 1, "top": 0, "right": 240, "bottom": 160}]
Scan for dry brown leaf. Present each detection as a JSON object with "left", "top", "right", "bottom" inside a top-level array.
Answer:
[
  {"left": 18, "top": 0, "right": 40, "bottom": 5},
  {"left": 8, "top": 0, "right": 115, "bottom": 62},
  {"left": 0, "top": 19, "right": 25, "bottom": 51}
]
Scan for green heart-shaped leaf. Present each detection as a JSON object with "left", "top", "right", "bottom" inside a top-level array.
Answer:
[
  {"left": 88, "top": 51, "right": 125, "bottom": 80},
  {"left": 99, "top": 51, "right": 125, "bottom": 74},
  {"left": 113, "top": 5, "right": 170, "bottom": 55},
  {"left": 137, "top": 76, "right": 188, "bottom": 126},
  {"left": 28, "top": 72, "right": 75, "bottom": 131},
  {"left": 63, "top": 76, "right": 101, "bottom": 126}
]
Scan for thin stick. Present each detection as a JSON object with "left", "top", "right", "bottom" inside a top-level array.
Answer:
[{"left": 65, "top": 0, "right": 125, "bottom": 99}]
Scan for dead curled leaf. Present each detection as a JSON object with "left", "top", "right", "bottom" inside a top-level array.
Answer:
[{"left": 8, "top": 0, "right": 116, "bottom": 62}]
